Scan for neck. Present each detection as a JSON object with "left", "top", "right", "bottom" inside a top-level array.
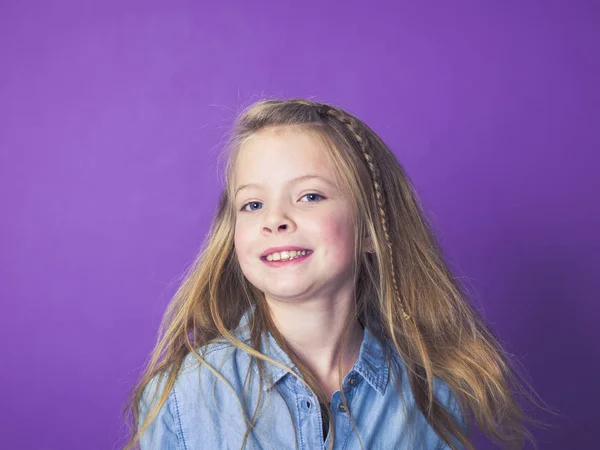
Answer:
[{"left": 265, "top": 286, "right": 364, "bottom": 393}]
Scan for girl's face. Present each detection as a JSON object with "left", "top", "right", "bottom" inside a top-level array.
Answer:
[{"left": 233, "top": 126, "right": 357, "bottom": 304}]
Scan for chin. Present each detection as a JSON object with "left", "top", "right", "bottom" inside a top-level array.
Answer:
[
  {"left": 264, "top": 285, "right": 308, "bottom": 298},
  {"left": 259, "top": 283, "right": 313, "bottom": 301}
]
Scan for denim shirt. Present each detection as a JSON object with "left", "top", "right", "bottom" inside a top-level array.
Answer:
[{"left": 139, "top": 308, "right": 466, "bottom": 449}]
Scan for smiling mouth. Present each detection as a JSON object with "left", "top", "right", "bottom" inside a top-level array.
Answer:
[{"left": 261, "top": 250, "right": 313, "bottom": 262}]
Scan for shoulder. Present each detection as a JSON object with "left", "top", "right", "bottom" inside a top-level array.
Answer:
[
  {"left": 180, "top": 338, "right": 253, "bottom": 380},
  {"left": 173, "top": 340, "right": 256, "bottom": 417},
  {"left": 150, "top": 338, "right": 254, "bottom": 401},
  {"left": 138, "top": 340, "right": 256, "bottom": 449},
  {"left": 385, "top": 343, "right": 466, "bottom": 434}
]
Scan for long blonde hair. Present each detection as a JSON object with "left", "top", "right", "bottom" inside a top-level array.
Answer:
[{"left": 123, "top": 98, "right": 557, "bottom": 449}]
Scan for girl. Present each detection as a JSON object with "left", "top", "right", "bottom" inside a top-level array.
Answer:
[{"left": 123, "top": 99, "right": 550, "bottom": 449}]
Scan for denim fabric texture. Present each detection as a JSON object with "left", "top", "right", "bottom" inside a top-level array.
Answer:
[{"left": 139, "top": 307, "right": 466, "bottom": 449}]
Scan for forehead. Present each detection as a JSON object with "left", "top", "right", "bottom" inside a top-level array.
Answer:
[{"left": 234, "top": 127, "right": 336, "bottom": 182}]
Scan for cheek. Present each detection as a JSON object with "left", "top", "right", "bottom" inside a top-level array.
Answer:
[
  {"left": 233, "top": 223, "right": 252, "bottom": 258},
  {"left": 317, "top": 215, "right": 355, "bottom": 258}
]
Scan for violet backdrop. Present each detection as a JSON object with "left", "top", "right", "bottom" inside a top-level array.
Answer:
[{"left": 0, "top": 0, "right": 598, "bottom": 449}]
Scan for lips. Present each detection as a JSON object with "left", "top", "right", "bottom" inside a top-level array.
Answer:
[
  {"left": 261, "top": 249, "right": 314, "bottom": 265},
  {"left": 260, "top": 246, "right": 312, "bottom": 259}
]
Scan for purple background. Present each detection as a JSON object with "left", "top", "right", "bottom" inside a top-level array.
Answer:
[{"left": 1, "top": 1, "right": 597, "bottom": 448}]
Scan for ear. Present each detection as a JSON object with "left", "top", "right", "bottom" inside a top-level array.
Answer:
[{"left": 363, "top": 235, "right": 375, "bottom": 254}]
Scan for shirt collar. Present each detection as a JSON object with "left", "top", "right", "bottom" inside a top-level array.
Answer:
[{"left": 232, "top": 305, "right": 391, "bottom": 395}]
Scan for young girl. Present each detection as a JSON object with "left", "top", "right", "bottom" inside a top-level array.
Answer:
[{"left": 123, "top": 99, "right": 549, "bottom": 449}]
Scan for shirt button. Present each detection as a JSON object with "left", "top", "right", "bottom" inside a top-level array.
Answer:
[
  {"left": 348, "top": 376, "right": 357, "bottom": 386},
  {"left": 337, "top": 402, "right": 347, "bottom": 413}
]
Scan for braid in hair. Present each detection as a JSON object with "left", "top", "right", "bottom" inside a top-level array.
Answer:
[{"left": 313, "top": 102, "right": 412, "bottom": 321}]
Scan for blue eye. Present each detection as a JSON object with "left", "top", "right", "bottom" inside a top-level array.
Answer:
[
  {"left": 300, "top": 193, "right": 325, "bottom": 203},
  {"left": 241, "top": 201, "right": 263, "bottom": 212},
  {"left": 240, "top": 194, "right": 324, "bottom": 212}
]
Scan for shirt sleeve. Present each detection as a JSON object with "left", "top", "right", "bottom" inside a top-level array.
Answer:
[
  {"left": 138, "top": 375, "right": 182, "bottom": 450},
  {"left": 445, "top": 387, "right": 467, "bottom": 450},
  {"left": 450, "top": 391, "right": 467, "bottom": 434},
  {"left": 434, "top": 378, "right": 468, "bottom": 450}
]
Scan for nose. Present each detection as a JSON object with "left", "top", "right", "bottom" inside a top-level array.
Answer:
[{"left": 261, "top": 206, "right": 296, "bottom": 234}]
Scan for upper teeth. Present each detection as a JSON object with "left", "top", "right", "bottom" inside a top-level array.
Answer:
[{"left": 266, "top": 250, "right": 309, "bottom": 261}]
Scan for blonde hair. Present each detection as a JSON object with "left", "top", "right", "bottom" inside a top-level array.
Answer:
[{"left": 122, "top": 98, "right": 557, "bottom": 450}]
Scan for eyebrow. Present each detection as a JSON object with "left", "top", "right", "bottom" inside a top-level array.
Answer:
[{"left": 235, "top": 174, "right": 337, "bottom": 197}]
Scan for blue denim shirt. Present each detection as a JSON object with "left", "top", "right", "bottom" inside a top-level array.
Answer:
[{"left": 139, "top": 308, "right": 466, "bottom": 449}]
